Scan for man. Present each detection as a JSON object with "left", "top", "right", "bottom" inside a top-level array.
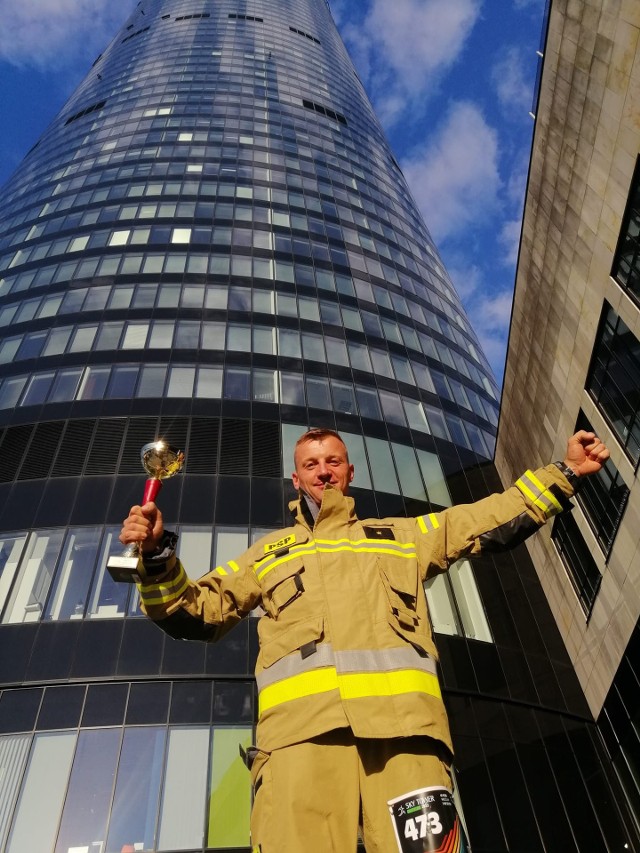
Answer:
[{"left": 120, "top": 427, "right": 609, "bottom": 853}]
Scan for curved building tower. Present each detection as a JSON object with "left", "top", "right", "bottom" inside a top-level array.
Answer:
[{"left": 0, "top": 1, "right": 635, "bottom": 851}]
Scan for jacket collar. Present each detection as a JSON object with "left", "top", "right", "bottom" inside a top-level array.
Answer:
[{"left": 289, "top": 484, "right": 357, "bottom": 531}]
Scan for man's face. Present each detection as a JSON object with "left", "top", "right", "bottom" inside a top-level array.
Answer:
[{"left": 292, "top": 436, "right": 354, "bottom": 507}]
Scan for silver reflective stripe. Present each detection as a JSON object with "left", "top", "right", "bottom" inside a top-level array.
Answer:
[
  {"left": 256, "top": 643, "right": 436, "bottom": 691},
  {"left": 256, "top": 642, "right": 336, "bottom": 691},
  {"left": 335, "top": 647, "right": 437, "bottom": 676}
]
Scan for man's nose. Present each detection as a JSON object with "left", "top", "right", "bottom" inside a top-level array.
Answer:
[{"left": 317, "top": 462, "right": 331, "bottom": 479}]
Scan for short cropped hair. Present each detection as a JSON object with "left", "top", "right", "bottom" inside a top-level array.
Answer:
[{"left": 294, "top": 428, "right": 349, "bottom": 462}]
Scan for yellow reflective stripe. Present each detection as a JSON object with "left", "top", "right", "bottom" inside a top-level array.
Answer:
[
  {"left": 255, "top": 539, "right": 417, "bottom": 581},
  {"left": 259, "top": 668, "right": 339, "bottom": 713},
  {"left": 516, "top": 471, "right": 562, "bottom": 516},
  {"left": 417, "top": 513, "right": 439, "bottom": 533},
  {"left": 255, "top": 544, "right": 317, "bottom": 580},
  {"left": 258, "top": 667, "right": 441, "bottom": 715},
  {"left": 138, "top": 564, "right": 189, "bottom": 606},
  {"left": 215, "top": 559, "right": 242, "bottom": 577}
]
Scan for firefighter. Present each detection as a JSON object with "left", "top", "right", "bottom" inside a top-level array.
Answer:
[{"left": 119, "top": 428, "right": 609, "bottom": 853}]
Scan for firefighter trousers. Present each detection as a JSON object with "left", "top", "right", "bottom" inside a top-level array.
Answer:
[{"left": 249, "top": 728, "right": 453, "bottom": 853}]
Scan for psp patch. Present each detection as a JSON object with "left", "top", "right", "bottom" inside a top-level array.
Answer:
[{"left": 388, "top": 786, "right": 468, "bottom": 853}]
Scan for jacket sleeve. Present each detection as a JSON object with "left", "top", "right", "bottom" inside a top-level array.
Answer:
[
  {"left": 136, "top": 544, "right": 262, "bottom": 642},
  {"left": 415, "top": 464, "right": 574, "bottom": 579}
]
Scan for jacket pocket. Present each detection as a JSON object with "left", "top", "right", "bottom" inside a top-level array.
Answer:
[
  {"left": 260, "top": 559, "right": 306, "bottom": 618},
  {"left": 380, "top": 562, "right": 420, "bottom": 629},
  {"left": 258, "top": 616, "right": 324, "bottom": 669}
]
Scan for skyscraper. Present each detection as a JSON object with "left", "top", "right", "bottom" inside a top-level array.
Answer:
[{"left": 0, "top": 1, "right": 635, "bottom": 851}]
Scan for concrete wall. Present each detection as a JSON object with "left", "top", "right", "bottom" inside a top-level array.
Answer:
[{"left": 496, "top": 0, "right": 640, "bottom": 716}]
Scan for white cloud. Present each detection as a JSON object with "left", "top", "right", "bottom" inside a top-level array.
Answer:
[
  {"left": 472, "top": 288, "right": 514, "bottom": 379},
  {"left": 491, "top": 47, "right": 532, "bottom": 112},
  {"left": 0, "top": 0, "right": 138, "bottom": 69},
  {"left": 401, "top": 101, "right": 501, "bottom": 243},
  {"left": 340, "top": 0, "right": 481, "bottom": 127},
  {"left": 499, "top": 218, "right": 523, "bottom": 267}
]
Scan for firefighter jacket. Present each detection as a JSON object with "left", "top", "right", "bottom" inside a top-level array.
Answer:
[{"left": 137, "top": 464, "right": 574, "bottom": 754}]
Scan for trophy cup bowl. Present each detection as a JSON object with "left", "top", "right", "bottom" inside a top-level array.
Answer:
[{"left": 107, "top": 440, "right": 185, "bottom": 583}]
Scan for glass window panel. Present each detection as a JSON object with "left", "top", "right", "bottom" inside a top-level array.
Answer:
[
  {"left": 416, "top": 449, "right": 451, "bottom": 507},
  {"left": 299, "top": 296, "right": 320, "bottom": 322},
  {"left": 423, "top": 404, "right": 450, "bottom": 441},
  {"left": 106, "top": 366, "right": 138, "bottom": 399},
  {"left": 341, "top": 431, "right": 372, "bottom": 490},
  {"left": 306, "top": 376, "right": 331, "bottom": 410},
  {"left": 364, "top": 436, "right": 400, "bottom": 494},
  {"left": 392, "top": 443, "right": 426, "bottom": 500},
  {"left": 403, "top": 398, "right": 430, "bottom": 433},
  {"left": 205, "top": 286, "right": 228, "bottom": 309},
  {"left": 424, "top": 574, "right": 461, "bottom": 636},
  {"left": 348, "top": 342, "right": 372, "bottom": 372},
  {"left": 342, "top": 306, "right": 363, "bottom": 333},
  {"left": 0, "top": 338, "right": 21, "bottom": 365},
  {"left": 167, "top": 366, "right": 195, "bottom": 397},
  {"left": 356, "top": 386, "right": 382, "bottom": 421},
  {"left": 278, "top": 328, "right": 301, "bottom": 358},
  {"left": 3, "top": 529, "right": 65, "bottom": 624},
  {"left": 280, "top": 372, "right": 305, "bottom": 406},
  {"left": 77, "top": 366, "right": 110, "bottom": 401},
  {"left": 175, "top": 321, "right": 200, "bottom": 349},
  {"left": 149, "top": 321, "right": 174, "bottom": 349},
  {"left": 42, "top": 327, "right": 71, "bottom": 357},
  {"left": 121, "top": 322, "right": 149, "bottom": 350},
  {"left": 172, "top": 228, "right": 191, "bottom": 243},
  {"left": 228, "top": 325, "right": 251, "bottom": 351},
  {"left": 53, "top": 728, "right": 121, "bottom": 853},
  {"left": 196, "top": 366, "right": 223, "bottom": 399},
  {"left": 105, "top": 727, "right": 166, "bottom": 853},
  {"left": 20, "top": 372, "right": 54, "bottom": 406},
  {"left": 379, "top": 390, "right": 407, "bottom": 426},
  {"left": 157, "top": 284, "right": 180, "bottom": 308},
  {"left": 0, "top": 534, "right": 28, "bottom": 619},
  {"left": 0, "top": 735, "right": 30, "bottom": 852},
  {"left": 43, "top": 527, "right": 102, "bottom": 622},
  {"left": 253, "top": 327, "right": 275, "bottom": 355},
  {"left": 276, "top": 292, "right": 297, "bottom": 317},
  {"left": 88, "top": 528, "right": 130, "bottom": 619},
  {"left": 253, "top": 369, "right": 278, "bottom": 403},
  {"left": 207, "top": 727, "right": 252, "bottom": 849},
  {"left": 392, "top": 356, "right": 414, "bottom": 385},
  {"left": 95, "top": 322, "right": 124, "bottom": 351},
  {"left": 6, "top": 732, "right": 76, "bottom": 853},
  {"left": 370, "top": 350, "right": 393, "bottom": 379},
  {"left": 138, "top": 365, "right": 167, "bottom": 398},
  {"left": 223, "top": 367, "right": 250, "bottom": 400},
  {"left": 448, "top": 559, "right": 492, "bottom": 642},
  {"left": 331, "top": 379, "right": 357, "bottom": 416},
  {"left": 446, "top": 415, "right": 471, "bottom": 449},
  {"left": 326, "top": 336, "right": 349, "bottom": 367},
  {"left": 49, "top": 368, "right": 83, "bottom": 403},
  {"left": 177, "top": 528, "right": 213, "bottom": 580},
  {"left": 158, "top": 727, "right": 210, "bottom": 851},
  {"left": 214, "top": 528, "right": 248, "bottom": 565},
  {"left": 0, "top": 376, "right": 27, "bottom": 409},
  {"left": 109, "top": 286, "right": 134, "bottom": 310},
  {"left": 301, "top": 333, "right": 325, "bottom": 362}
]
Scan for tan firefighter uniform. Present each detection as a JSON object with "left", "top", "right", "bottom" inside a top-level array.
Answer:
[{"left": 137, "top": 463, "right": 574, "bottom": 851}]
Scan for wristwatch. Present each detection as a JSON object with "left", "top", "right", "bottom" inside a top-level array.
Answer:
[{"left": 554, "top": 461, "right": 581, "bottom": 491}]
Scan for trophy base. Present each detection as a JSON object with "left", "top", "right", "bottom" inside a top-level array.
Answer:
[{"left": 107, "top": 555, "right": 143, "bottom": 584}]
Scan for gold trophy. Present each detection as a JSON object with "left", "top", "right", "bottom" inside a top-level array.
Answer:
[{"left": 107, "top": 440, "right": 184, "bottom": 583}]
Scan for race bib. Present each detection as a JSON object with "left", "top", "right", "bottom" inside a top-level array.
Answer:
[{"left": 388, "top": 786, "right": 468, "bottom": 852}]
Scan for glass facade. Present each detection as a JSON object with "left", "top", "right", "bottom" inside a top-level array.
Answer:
[{"left": 0, "top": 0, "right": 635, "bottom": 850}]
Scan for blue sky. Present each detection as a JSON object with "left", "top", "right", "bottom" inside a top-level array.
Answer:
[{"left": 0, "top": 0, "right": 546, "bottom": 384}]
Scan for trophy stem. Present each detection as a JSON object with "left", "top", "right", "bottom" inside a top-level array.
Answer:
[{"left": 142, "top": 477, "right": 163, "bottom": 504}]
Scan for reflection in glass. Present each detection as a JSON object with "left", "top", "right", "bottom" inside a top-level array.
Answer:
[
  {"left": 214, "top": 527, "right": 248, "bottom": 566},
  {"left": 54, "top": 728, "right": 121, "bottom": 853},
  {"left": 3, "top": 530, "right": 65, "bottom": 624},
  {"left": 6, "top": 732, "right": 76, "bottom": 853},
  {"left": 177, "top": 527, "right": 213, "bottom": 579},
  {"left": 44, "top": 527, "right": 102, "bottom": 621},
  {"left": 158, "top": 727, "right": 209, "bottom": 850},
  {"left": 448, "top": 559, "right": 492, "bottom": 642},
  {"left": 0, "top": 734, "right": 30, "bottom": 852},
  {"left": 87, "top": 527, "right": 130, "bottom": 619},
  {"left": 0, "top": 534, "right": 28, "bottom": 619},
  {"left": 207, "top": 727, "right": 252, "bottom": 848},
  {"left": 105, "top": 727, "right": 165, "bottom": 853}
]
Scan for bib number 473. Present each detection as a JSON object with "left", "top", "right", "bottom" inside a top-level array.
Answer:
[{"left": 404, "top": 812, "right": 443, "bottom": 841}]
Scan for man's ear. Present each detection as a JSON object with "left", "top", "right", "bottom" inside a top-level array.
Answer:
[
  {"left": 292, "top": 471, "right": 300, "bottom": 490},
  {"left": 348, "top": 464, "right": 354, "bottom": 483}
]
